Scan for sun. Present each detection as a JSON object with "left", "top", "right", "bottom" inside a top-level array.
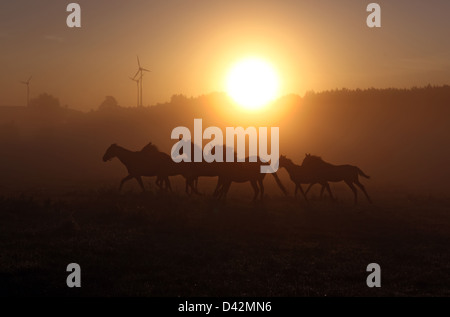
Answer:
[{"left": 225, "top": 57, "right": 280, "bottom": 110}]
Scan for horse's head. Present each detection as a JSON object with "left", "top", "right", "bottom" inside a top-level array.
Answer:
[
  {"left": 301, "top": 153, "right": 311, "bottom": 165},
  {"left": 279, "top": 155, "right": 287, "bottom": 167},
  {"left": 141, "top": 142, "right": 159, "bottom": 155},
  {"left": 103, "top": 143, "right": 118, "bottom": 162},
  {"left": 302, "top": 153, "right": 322, "bottom": 167}
]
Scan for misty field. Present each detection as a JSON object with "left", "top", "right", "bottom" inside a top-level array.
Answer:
[
  {"left": 1, "top": 186, "right": 449, "bottom": 297},
  {"left": 2, "top": 0, "right": 450, "bottom": 300}
]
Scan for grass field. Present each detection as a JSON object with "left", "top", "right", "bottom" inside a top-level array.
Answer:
[{"left": 0, "top": 186, "right": 449, "bottom": 297}]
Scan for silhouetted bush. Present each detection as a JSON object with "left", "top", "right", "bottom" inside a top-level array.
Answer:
[
  {"left": 98, "top": 96, "right": 120, "bottom": 111},
  {"left": 29, "top": 93, "right": 60, "bottom": 110}
]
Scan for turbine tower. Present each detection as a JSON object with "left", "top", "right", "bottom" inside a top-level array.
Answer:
[
  {"left": 20, "top": 76, "right": 32, "bottom": 107},
  {"left": 129, "top": 76, "right": 140, "bottom": 107},
  {"left": 133, "top": 56, "right": 150, "bottom": 107}
]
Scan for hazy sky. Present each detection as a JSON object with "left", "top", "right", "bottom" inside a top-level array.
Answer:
[{"left": 1, "top": 0, "right": 449, "bottom": 110}]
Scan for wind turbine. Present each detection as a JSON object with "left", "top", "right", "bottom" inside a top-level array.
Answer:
[
  {"left": 20, "top": 76, "right": 32, "bottom": 107},
  {"left": 129, "top": 76, "right": 140, "bottom": 107},
  {"left": 133, "top": 56, "right": 150, "bottom": 106}
]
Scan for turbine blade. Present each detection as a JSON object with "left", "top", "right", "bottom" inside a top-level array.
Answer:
[
  {"left": 142, "top": 68, "right": 151, "bottom": 72},
  {"left": 137, "top": 56, "right": 141, "bottom": 67},
  {"left": 28, "top": 76, "right": 32, "bottom": 82},
  {"left": 133, "top": 69, "right": 140, "bottom": 78}
]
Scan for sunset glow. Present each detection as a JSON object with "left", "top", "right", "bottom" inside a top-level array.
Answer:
[
  {"left": 225, "top": 58, "right": 280, "bottom": 110},
  {"left": 1, "top": 0, "right": 450, "bottom": 299}
]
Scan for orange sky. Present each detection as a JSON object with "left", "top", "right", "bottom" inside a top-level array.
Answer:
[{"left": 1, "top": 0, "right": 449, "bottom": 110}]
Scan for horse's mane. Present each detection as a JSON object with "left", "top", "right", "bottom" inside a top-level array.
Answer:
[
  {"left": 112, "top": 143, "right": 125, "bottom": 150},
  {"left": 281, "top": 156, "right": 294, "bottom": 164},
  {"left": 140, "top": 142, "right": 159, "bottom": 153},
  {"left": 308, "top": 155, "right": 323, "bottom": 162},
  {"left": 281, "top": 156, "right": 301, "bottom": 168},
  {"left": 304, "top": 154, "right": 334, "bottom": 167}
]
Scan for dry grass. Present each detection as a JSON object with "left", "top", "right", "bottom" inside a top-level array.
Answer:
[{"left": 0, "top": 188, "right": 449, "bottom": 296}]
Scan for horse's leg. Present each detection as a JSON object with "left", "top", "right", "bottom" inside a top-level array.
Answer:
[
  {"left": 155, "top": 176, "right": 163, "bottom": 191},
  {"left": 355, "top": 180, "right": 372, "bottom": 204},
  {"left": 184, "top": 177, "right": 196, "bottom": 195},
  {"left": 185, "top": 177, "right": 190, "bottom": 195},
  {"left": 345, "top": 180, "right": 357, "bottom": 204},
  {"left": 305, "top": 183, "right": 315, "bottom": 195},
  {"left": 250, "top": 181, "right": 259, "bottom": 201},
  {"left": 213, "top": 178, "right": 222, "bottom": 197},
  {"left": 165, "top": 176, "right": 172, "bottom": 192},
  {"left": 297, "top": 184, "right": 308, "bottom": 201},
  {"left": 158, "top": 176, "right": 165, "bottom": 191},
  {"left": 250, "top": 180, "right": 259, "bottom": 201},
  {"left": 271, "top": 172, "right": 287, "bottom": 195},
  {"left": 160, "top": 177, "right": 165, "bottom": 191},
  {"left": 185, "top": 176, "right": 198, "bottom": 195},
  {"left": 323, "top": 182, "right": 334, "bottom": 200},
  {"left": 119, "top": 175, "right": 133, "bottom": 192},
  {"left": 216, "top": 181, "right": 224, "bottom": 199},
  {"left": 187, "top": 178, "right": 194, "bottom": 195},
  {"left": 320, "top": 185, "right": 326, "bottom": 200},
  {"left": 258, "top": 179, "right": 264, "bottom": 200},
  {"left": 191, "top": 178, "right": 201, "bottom": 195},
  {"left": 221, "top": 181, "right": 231, "bottom": 201},
  {"left": 135, "top": 176, "right": 146, "bottom": 192}
]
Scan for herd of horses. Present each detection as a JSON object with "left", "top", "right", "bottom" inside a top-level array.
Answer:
[{"left": 102, "top": 142, "right": 372, "bottom": 204}]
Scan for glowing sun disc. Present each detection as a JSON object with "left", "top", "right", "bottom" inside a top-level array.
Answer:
[{"left": 226, "top": 57, "right": 279, "bottom": 110}]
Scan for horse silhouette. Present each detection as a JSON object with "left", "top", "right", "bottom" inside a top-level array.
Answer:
[
  {"left": 301, "top": 154, "right": 372, "bottom": 204},
  {"left": 171, "top": 141, "right": 287, "bottom": 200},
  {"left": 172, "top": 141, "right": 236, "bottom": 196},
  {"left": 213, "top": 158, "right": 287, "bottom": 201},
  {"left": 171, "top": 138, "right": 204, "bottom": 193},
  {"left": 201, "top": 144, "right": 287, "bottom": 200},
  {"left": 140, "top": 142, "right": 180, "bottom": 191},
  {"left": 103, "top": 141, "right": 286, "bottom": 200},
  {"left": 279, "top": 155, "right": 332, "bottom": 201},
  {"left": 205, "top": 144, "right": 237, "bottom": 197},
  {"left": 102, "top": 143, "right": 171, "bottom": 192}
]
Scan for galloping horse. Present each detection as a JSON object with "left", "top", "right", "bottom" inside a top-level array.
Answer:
[
  {"left": 301, "top": 154, "right": 372, "bottom": 204},
  {"left": 278, "top": 155, "right": 331, "bottom": 201},
  {"left": 213, "top": 158, "right": 288, "bottom": 201},
  {"left": 171, "top": 138, "right": 205, "bottom": 194},
  {"left": 172, "top": 141, "right": 238, "bottom": 196},
  {"left": 103, "top": 141, "right": 286, "bottom": 200},
  {"left": 140, "top": 142, "right": 184, "bottom": 191},
  {"left": 173, "top": 141, "right": 287, "bottom": 200},
  {"left": 102, "top": 143, "right": 171, "bottom": 192}
]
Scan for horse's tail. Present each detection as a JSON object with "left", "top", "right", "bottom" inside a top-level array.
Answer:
[
  {"left": 271, "top": 172, "right": 288, "bottom": 196},
  {"left": 357, "top": 167, "right": 370, "bottom": 179}
]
